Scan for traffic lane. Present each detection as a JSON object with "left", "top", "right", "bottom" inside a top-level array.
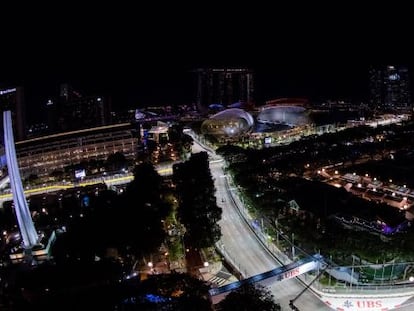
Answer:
[
  {"left": 192, "top": 139, "right": 328, "bottom": 309},
  {"left": 211, "top": 163, "right": 277, "bottom": 276},
  {"left": 210, "top": 160, "right": 331, "bottom": 310},
  {"left": 269, "top": 279, "right": 330, "bottom": 311},
  {"left": 219, "top": 205, "right": 276, "bottom": 276}
]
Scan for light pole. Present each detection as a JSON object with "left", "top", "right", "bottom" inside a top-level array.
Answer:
[
  {"left": 275, "top": 218, "right": 280, "bottom": 246},
  {"left": 261, "top": 218, "right": 265, "bottom": 239},
  {"left": 350, "top": 256, "right": 355, "bottom": 289},
  {"left": 148, "top": 261, "right": 154, "bottom": 274},
  {"left": 203, "top": 261, "right": 210, "bottom": 273}
]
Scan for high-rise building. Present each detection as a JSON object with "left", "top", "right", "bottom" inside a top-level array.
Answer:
[
  {"left": 0, "top": 86, "right": 26, "bottom": 141},
  {"left": 59, "top": 95, "right": 112, "bottom": 132},
  {"left": 194, "top": 68, "right": 254, "bottom": 112},
  {"left": 45, "top": 83, "right": 112, "bottom": 133},
  {"left": 369, "top": 65, "right": 411, "bottom": 112}
]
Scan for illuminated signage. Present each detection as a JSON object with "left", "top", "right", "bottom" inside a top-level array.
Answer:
[
  {"left": 0, "top": 88, "right": 16, "bottom": 96},
  {"left": 75, "top": 169, "right": 86, "bottom": 179},
  {"left": 322, "top": 295, "right": 412, "bottom": 311},
  {"left": 282, "top": 267, "right": 300, "bottom": 279},
  {"left": 279, "top": 260, "right": 318, "bottom": 281}
]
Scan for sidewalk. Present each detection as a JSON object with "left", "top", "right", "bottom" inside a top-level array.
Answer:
[{"left": 199, "top": 261, "right": 238, "bottom": 287}]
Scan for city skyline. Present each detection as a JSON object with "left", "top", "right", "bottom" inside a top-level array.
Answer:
[
  {"left": 1, "top": 8, "right": 413, "bottom": 121},
  {"left": 3, "top": 8, "right": 414, "bottom": 310},
  {"left": 3, "top": 63, "right": 413, "bottom": 114}
]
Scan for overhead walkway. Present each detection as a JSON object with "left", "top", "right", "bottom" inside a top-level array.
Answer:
[{"left": 209, "top": 254, "right": 324, "bottom": 297}]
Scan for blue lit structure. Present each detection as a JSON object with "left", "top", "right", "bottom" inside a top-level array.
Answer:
[
  {"left": 3, "top": 110, "right": 38, "bottom": 248},
  {"left": 209, "top": 254, "right": 323, "bottom": 296}
]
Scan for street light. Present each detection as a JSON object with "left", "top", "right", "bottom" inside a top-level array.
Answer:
[{"left": 147, "top": 261, "right": 154, "bottom": 273}]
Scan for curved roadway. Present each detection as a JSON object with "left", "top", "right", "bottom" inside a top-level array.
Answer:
[{"left": 191, "top": 139, "right": 330, "bottom": 310}]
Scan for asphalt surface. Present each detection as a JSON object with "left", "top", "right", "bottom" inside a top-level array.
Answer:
[
  {"left": 191, "top": 137, "right": 414, "bottom": 311},
  {"left": 191, "top": 140, "right": 331, "bottom": 310}
]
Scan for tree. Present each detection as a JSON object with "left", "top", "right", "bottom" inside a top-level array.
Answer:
[
  {"left": 182, "top": 133, "right": 193, "bottom": 153},
  {"left": 106, "top": 152, "right": 127, "bottom": 172},
  {"left": 173, "top": 152, "right": 222, "bottom": 249},
  {"left": 49, "top": 169, "right": 64, "bottom": 181},
  {"left": 168, "top": 123, "right": 184, "bottom": 142},
  {"left": 25, "top": 173, "right": 39, "bottom": 186},
  {"left": 220, "top": 283, "right": 281, "bottom": 311},
  {"left": 127, "top": 273, "right": 212, "bottom": 311},
  {"left": 119, "top": 163, "right": 171, "bottom": 256}
]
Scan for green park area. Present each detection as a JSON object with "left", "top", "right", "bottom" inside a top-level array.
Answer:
[{"left": 217, "top": 122, "right": 414, "bottom": 273}]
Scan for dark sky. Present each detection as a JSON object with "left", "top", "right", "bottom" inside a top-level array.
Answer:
[{"left": 1, "top": 6, "right": 413, "bottom": 120}]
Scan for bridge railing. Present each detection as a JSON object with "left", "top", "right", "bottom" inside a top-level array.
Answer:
[{"left": 209, "top": 254, "right": 323, "bottom": 296}]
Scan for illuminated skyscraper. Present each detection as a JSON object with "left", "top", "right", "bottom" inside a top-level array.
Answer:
[
  {"left": 369, "top": 65, "right": 411, "bottom": 111},
  {"left": 194, "top": 68, "right": 254, "bottom": 112}
]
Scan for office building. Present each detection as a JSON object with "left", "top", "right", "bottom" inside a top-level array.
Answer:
[
  {"left": 45, "top": 83, "right": 112, "bottom": 133},
  {"left": 369, "top": 66, "right": 411, "bottom": 112},
  {"left": 194, "top": 68, "right": 254, "bottom": 112},
  {"left": 16, "top": 123, "right": 137, "bottom": 178}
]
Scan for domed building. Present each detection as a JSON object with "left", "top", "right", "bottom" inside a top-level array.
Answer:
[
  {"left": 201, "top": 108, "right": 254, "bottom": 137},
  {"left": 257, "top": 105, "right": 309, "bottom": 127}
]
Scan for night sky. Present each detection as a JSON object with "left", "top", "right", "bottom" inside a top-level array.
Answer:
[{"left": 1, "top": 6, "right": 413, "bottom": 121}]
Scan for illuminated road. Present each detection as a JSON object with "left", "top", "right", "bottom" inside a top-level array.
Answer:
[
  {"left": 0, "top": 165, "right": 173, "bottom": 204},
  {"left": 191, "top": 139, "right": 330, "bottom": 310}
]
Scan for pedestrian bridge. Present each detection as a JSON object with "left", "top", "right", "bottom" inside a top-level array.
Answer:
[{"left": 209, "top": 254, "right": 324, "bottom": 300}]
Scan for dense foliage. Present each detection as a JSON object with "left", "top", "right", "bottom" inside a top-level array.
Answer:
[
  {"left": 173, "top": 152, "right": 222, "bottom": 249},
  {"left": 220, "top": 283, "right": 281, "bottom": 311}
]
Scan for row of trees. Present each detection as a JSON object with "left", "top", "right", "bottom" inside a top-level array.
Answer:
[
  {"left": 52, "top": 150, "right": 222, "bottom": 264},
  {"left": 51, "top": 162, "right": 171, "bottom": 264},
  {"left": 92, "top": 154, "right": 279, "bottom": 309},
  {"left": 173, "top": 152, "right": 222, "bottom": 249}
]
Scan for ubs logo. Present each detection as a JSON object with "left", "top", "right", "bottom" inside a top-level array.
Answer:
[{"left": 342, "top": 300, "right": 383, "bottom": 309}]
